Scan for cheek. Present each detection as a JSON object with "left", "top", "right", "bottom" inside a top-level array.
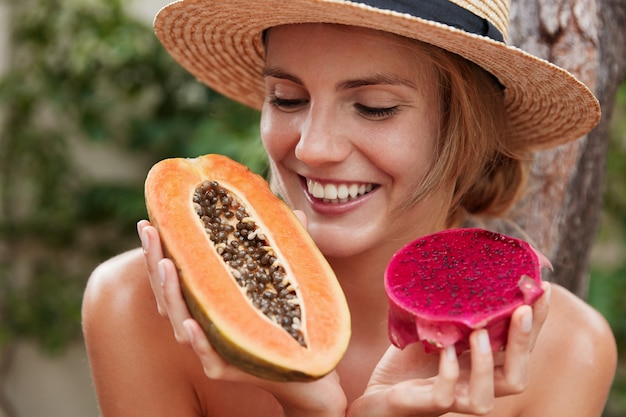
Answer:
[
  {"left": 372, "top": 121, "right": 438, "bottom": 184},
  {"left": 259, "top": 107, "right": 277, "bottom": 155},
  {"left": 260, "top": 107, "right": 297, "bottom": 160},
  {"left": 405, "top": 114, "right": 439, "bottom": 173}
]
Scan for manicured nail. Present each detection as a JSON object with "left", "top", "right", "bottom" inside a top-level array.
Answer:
[
  {"left": 140, "top": 228, "right": 149, "bottom": 252},
  {"left": 445, "top": 345, "right": 456, "bottom": 361},
  {"left": 478, "top": 330, "right": 491, "bottom": 353},
  {"left": 544, "top": 283, "right": 552, "bottom": 304},
  {"left": 158, "top": 260, "right": 166, "bottom": 286},
  {"left": 184, "top": 320, "right": 194, "bottom": 343},
  {"left": 521, "top": 309, "right": 533, "bottom": 334}
]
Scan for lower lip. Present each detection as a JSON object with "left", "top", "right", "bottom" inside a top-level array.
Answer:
[{"left": 301, "top": 179, "right": 376, "bottom": 216}]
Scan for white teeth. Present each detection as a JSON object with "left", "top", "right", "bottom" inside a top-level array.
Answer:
[
  {"left": 306, "top": 179, "right": 375, "bottom": 202},
  {"left": 324, "top": 183, "right": 338, "bottom": 200},
  {"left": 310, "top": 180, "right": 325, "bottom": 198},
  {"left": 348, "top": 183, "right": 359, "bottom": 198},
  {"left": 337, "top": 184, "right": 349, "bottom": 200}
]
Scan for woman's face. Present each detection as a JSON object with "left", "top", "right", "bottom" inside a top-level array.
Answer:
[{"left": 261, "top": 24, "right": 446, "bottom": 258}]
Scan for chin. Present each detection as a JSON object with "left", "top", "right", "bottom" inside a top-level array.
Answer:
[
  {"left": 308, "top": 224, "right": 381, "bottom": 260},
  {"left": 316, "top": 243, "right": 363, "bottom": 259}
]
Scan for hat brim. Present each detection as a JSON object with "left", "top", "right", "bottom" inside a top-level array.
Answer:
[{"left": 154, "top": 0, "right": 600, "bottom": 150}]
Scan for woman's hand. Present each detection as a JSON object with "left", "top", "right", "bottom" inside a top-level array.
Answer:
[
  {"left": 136, "top": 219, "right": 346, "bottom": 417},
  {"left": 349, "top": 283, "right": 551, "bottom": 417},
  {"left": 137, "top": 219, "right": 192, "bottom": 342}
]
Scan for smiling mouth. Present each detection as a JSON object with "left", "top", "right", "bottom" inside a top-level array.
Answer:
[{"left": 305, "top": 178, "right": 378, "bottom": 204}]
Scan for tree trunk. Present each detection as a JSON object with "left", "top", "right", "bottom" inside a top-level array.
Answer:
[{"left": 508, "top": 0, "right": 626, "bottom": 298}]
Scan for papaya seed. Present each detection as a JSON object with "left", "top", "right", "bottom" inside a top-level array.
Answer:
[{"left": 194, "top": 181, "right": 306, "bottom": 347}]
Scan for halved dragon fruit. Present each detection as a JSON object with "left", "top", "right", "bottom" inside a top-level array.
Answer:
[{"left": 385, "top": 228, "right": 550, "bottom": 354}]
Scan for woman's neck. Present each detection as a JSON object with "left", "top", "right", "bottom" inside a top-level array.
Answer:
[
  {"left": 326, "top": 246, "right": 395, "bottom": 343},
  {"left": 325, "top": 199, "right": 454, "bottom": 341}
]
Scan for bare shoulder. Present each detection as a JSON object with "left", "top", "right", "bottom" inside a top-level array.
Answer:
[
  {"left": 82, "top": 249, "right": 283, "bottom": 417},
  {"left": 82, "top": 248, "right": 153, "bottom": 318},
  {"left": 544, "top": 284, "right": 617, "bottom": 362},
  {"left": 82, "top": 248, "right": 162, "bottom": 342},
  {"left": 82, "top": 249, "right": 204, "bottom": 416},
  {"left": 524, "top": 284, "right": 617, "bottom": 416}
]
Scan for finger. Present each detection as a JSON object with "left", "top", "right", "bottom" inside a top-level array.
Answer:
[
  {"left": 430, "top": 345, "right": 459, "bottom": 409},
  {"left": 495, "top": 305, "right": 532, "bottom": 396},
  {"left": 137, "top": 221, "right": 167, "bottom": 316},
  {"left": 160, "top": 258, "right": 194, "bottom": 343},
  {"left": 386, "top": 346, "right": 458, "bottom": 415},
  {"left": 183, "top": 319, "right": 230, "bottom": 379},
  {"left": 464, "top": 330, "right": 495, "bottom": 415},
  {"left": 528, "top": 282, "right": 551, "bottom": 349},
  {"left": 137, "top": 219, "right": 151, "bottom": 237}
]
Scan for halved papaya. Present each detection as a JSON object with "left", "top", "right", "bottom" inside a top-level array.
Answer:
[{"left": 144, "top": 154, "right": 351, "bottom": 381}]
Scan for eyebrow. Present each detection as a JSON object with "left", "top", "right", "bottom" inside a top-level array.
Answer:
[
  {"left": 262, "top": 66, "right": 302, "bottom": 85},
  {"left": 262, "top": 66, "right": 417, "bottom": 91},
  {"left": 337, "top": 73, "right": 417, "bottom": 90}
]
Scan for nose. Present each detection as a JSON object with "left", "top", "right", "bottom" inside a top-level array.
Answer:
[{"left": 295, "top": 103, "right": 352, "bottom": 166}]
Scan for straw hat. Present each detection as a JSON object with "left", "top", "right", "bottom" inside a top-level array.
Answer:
[{"left": 154, "top": 0, "right": 600, "bottom": 150}]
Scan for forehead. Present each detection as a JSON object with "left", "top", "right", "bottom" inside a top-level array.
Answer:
[{"left": 264, "top": 23, "right": 438, "bottom": 85}]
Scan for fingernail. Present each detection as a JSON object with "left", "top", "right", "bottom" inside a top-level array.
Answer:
[
  {"left": 445, "top": 345, "right": 456, "bottom": 361},
  {"left": 140, "top": 228, "right": 149, "bottom": 252},
  {"left": 544, "top": 283, "right": 552, "bottom": 304},
  {"left": 521, "top": 310, "right": 533, "bottom": 333},
  {"left": 478, "top": 330, "right": 491, "bottom": 353},
  {"left": 158, "top": 260, "right": 166, "bottom": 286},
  {"left": 184, "top": 320, "right": 194, "bottom": 343}
]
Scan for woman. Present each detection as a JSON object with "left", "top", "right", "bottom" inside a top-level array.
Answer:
[{"left": 82, "top": 1, "right": 617, "bottom": 416}]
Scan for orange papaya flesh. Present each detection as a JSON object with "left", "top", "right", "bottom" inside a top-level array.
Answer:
[{"left": 144, "top": 154, "right": 351, "bottom": 381}]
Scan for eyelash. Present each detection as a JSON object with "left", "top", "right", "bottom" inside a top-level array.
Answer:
[
  {"left": 269, "top": 96, "right": 400, "bottom": 119},
  {"left": 268, "top": 96, "right": 306, "bottom": 110},
  {"left": 355, "top": 104, "right": 400, "bottom": 119}
]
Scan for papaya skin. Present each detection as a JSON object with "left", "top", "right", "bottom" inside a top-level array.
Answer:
[
  {"left": 184, "top": 291, "right": 313, "bottom": 381},
  {"left": 144, "top": 154, "right": 351, "bottom": 381}
]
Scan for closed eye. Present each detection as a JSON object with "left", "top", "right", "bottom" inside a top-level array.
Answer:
[
  {"left": 268, "top": 96, "right": 308, "bottom": 112},
  {"left": 355, "top": 103, "right": 400, "bottom": 119}
]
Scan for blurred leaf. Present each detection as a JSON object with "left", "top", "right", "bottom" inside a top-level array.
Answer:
[
  {"left": 589, "top": 80, "right": 626, "bottom": 417},
  {"left": 0, "top": 0, "right": 264, "bottom": 354}
]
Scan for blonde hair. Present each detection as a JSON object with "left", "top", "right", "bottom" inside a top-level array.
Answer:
[
  {"left": 401, "top": 39, "right": 530, "bottom": 221},
  {"left": 263, "top": 25, "right": 530, "bottom": 222}
]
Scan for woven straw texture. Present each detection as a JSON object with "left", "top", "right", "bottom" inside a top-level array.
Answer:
[{"left": 154, "top": 0, "right": 600, "bottom": 151}]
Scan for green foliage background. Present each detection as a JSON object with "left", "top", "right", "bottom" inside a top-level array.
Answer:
[
  {"left": 0, "top": 0, "right": 265, "bottom": 353},
  {"left": 0, "top": 0, "right": 623, "bottom": 415},
  {"left": 588, "top": 85, "right": 626, "bottom": 417}
]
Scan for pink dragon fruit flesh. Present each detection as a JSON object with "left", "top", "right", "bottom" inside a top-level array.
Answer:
[{"left": 385, "top": 228, "right": 550, "bottom": 354}]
